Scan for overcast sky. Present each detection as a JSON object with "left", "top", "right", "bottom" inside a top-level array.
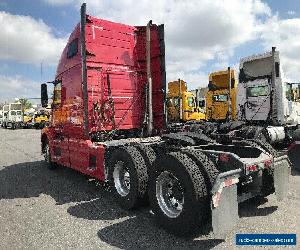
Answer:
[{"left": 0, "top": 0, "right": 300, "bottom": 103}]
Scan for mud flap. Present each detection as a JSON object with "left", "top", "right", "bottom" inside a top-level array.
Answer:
[
  {"left": 287, "top": 141, "right": 300, "bottom": 171},
  {"left": 211, "top": 184, "right": 239, "bottom": 238},
  {"left": 273, "top": 156, "right": 290, "bottom": 201}
]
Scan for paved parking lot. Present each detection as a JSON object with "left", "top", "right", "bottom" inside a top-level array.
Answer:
[{"left": 0, "top": 128, "right": 299, "bottom": 249}]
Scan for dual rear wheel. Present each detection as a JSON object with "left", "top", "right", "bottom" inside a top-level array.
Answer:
[{"left": 107, "top": 147, "right": 211, "bottom": 236}]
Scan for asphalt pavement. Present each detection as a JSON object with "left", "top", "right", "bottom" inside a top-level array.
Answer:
[{"left": 0, "top": 128, "right": 299, "bottom": 249}]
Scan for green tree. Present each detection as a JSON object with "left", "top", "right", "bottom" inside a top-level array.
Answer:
[{"left": 19, "top": 98, "right": 32, "bottom": 112}]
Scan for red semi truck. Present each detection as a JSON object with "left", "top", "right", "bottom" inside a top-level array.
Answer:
[{"left": 41, "top": 3, "right": 290, "bottom": 237}]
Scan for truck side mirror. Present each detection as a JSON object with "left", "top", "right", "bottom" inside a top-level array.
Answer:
[
  {"left": 41, "top": 83, "right": 48, "bottom": 108},
  {"left": 231, "top": 78, "right": 235, "bottom": 88}
]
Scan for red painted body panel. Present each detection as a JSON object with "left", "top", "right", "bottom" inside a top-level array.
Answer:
[
  {"left": 85, "top": 17, "right": 164, "bottom": 132},
  {"left": 43, "top": 14, "right": 165, "bottom": 181}
]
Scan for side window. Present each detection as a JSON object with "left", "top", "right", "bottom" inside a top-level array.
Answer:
[
  {"left": 173, "top": 97, "right": 180, "bottom": 107},
  {"left": 213, "top": 95, "right": 228, "bottom": 102},
  {"left": 53, "top": 81, "right": 62, "bottom": 105},
  {"left": 231, "top": 78, "right": 235, "bottom": 88},
  {"left": 67, "top": 38, "right": 78, "bottom": 58},
  {"left": 187, "top": 97, "right": 194, "bottom": 107},
  {"left": 275, "top": 62, "right": 280, "bottom": 77}
]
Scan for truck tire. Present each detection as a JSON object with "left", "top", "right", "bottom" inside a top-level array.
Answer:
[
  {"left": 136, "top": 144, "right": 156, "bottom": 168},
  {"left": 43, "top": 140, "right": 57, "bottom": 170},
  {"left": 107, "top": 146, "right": 148, "bottom": 210},
  {"left": 292, "top": 128, "right": 300, "bottom": 141},
  {"left": 39, "top": 122, "right": 45, "bottom": 129},
  {"left": 183, "top": 149, "right": 219, "bottom": 190},
  {"left": 245, "top": 139, "right": 279, "bottom": 157},
  {"left": 148, "top": 152, "right": 209, "bottom": 236}
]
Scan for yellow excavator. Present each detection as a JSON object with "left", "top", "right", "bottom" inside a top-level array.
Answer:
[
  {"left": 167, "top": 79, "right": 205, "bottom": 123},
  {"left": 206, "top": 68, "right": 237, "bottom": 121}
]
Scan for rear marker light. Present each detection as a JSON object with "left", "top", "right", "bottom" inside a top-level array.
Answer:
[
  {"left": 287, "top": 142, "right": 296, "bottom": 151},
  {"left": 246, "top": 165, "right": 257, "bottom": 172},
  {"left": 264, "top": 159, "right": 272, "bottom": 168},
  {"left": 219, "top": 153, "right": 230, "bottom": 162}
]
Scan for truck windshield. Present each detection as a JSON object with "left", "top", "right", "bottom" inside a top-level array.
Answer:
[
  {"left": 10, "top": 103, "right": 22, "bottom": 110},
  {"left": 247, "top": 86, "right": 269, "bottom": 97},
  {"left": 213, "top": 94, "right": 228, "bottom": 102}
]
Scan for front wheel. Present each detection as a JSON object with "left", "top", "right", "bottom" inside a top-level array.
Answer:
[{"left": 43, "top": 140, "right": 57, "bottom": 170}]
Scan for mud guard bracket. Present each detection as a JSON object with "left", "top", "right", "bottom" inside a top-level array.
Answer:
[{"left": 211, "top": 184, "right": 239, "bottom": 239}]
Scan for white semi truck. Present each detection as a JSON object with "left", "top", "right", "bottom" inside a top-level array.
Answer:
[
  {"left": 0, "top": 110, "right": 3, "bottom": 126},
  {"left": 1, "top": 105, "right": 9, "bottom": 128},
  {"left": 236, "top": 47, "right": 300, "bottom": 144},
  {"left": 185, "top": 47, "right": 300, "bottom": 169},
  {"left": 5, "top": 102, "right": 23, "bottom": 129}
]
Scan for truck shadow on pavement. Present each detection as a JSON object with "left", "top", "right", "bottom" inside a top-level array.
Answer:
[
  {"left": 238, "top": 197, "right": 278, "bottom": 217},
  {"left": 0, "top": 161, "right": 223, "bottom": 249},
  {"left": 0, "top": 161, "right": 110, "bottom": 206},
  {"left": 97, "top": 214, "right": 223, "bottom": 250},
  {"left": 0, "top": 160, "right": 278, "bottom": 249},
  {"left": 291, "top": 168, "right": 300, "bottom": 176}
]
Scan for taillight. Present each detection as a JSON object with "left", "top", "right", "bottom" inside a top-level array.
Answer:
[
  {"left": 287, "top": 142, "right": 296, "bottom": 151},
  {"left": 219, "top": 153, "right": 230, "bottom": 162},
  {"left": 246, "top": 165, "right": 257, "bottom": 172},
  {"left": 264, "top": 159, "right": 272, "bottom": 168}
]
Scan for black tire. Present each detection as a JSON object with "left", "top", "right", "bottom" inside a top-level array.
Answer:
[
  {"left": 292, "top": 128, "right": 300, "bottom": 141},
  {"left": 107, "top": 146, "right": 148, "bottom": 210},
  {"left": 252, "top": 127, "right": 269, "bottom": 142},
  {"left": 42, "top": 139, "right": 57, "bottom": 170},
  {"left": 245, "top": 139, "right": 279, "bottom": 157},
  {"left": 39, "top": 122, "right": 45, "bottom": 129},
  {"left": 136, "top": 144, "right": 156, "bottom": 168},
  {"left": 148, "top": 152, "right": 209, "bottom": 236},
  {"left": 183, "top": 149, "right": 219, "bottom": 190}
]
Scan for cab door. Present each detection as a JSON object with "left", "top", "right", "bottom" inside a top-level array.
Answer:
[
  {"left": 211, "top": 93, "right": 229, "bottom": 120},
  {"left": 244, "top": 79, "right": 271, "bottom": 121},
  {"left": 50, "top": 79, "right": 70, "bottom": 167}
]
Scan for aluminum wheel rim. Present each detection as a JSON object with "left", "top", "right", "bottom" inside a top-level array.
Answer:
[
  {"left": 113, "top": 161, "right": 131, "bottom": 197},
  {"left": 156, "top": 171, "right": 184, "bottom": 218}
]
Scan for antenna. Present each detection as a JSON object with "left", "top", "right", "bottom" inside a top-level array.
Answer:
[{"left": 40, "top": 61, "right": 43, "bottom": 83}]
